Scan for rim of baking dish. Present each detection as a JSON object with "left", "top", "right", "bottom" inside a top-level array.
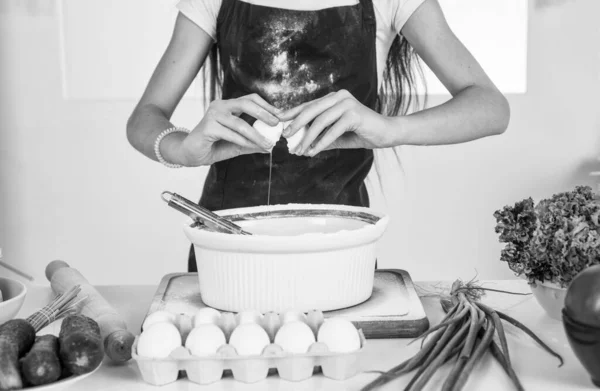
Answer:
[{"left": 182, "top": 203, "right": 390, "bottom": 254}]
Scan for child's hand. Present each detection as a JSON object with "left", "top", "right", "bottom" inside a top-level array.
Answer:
[
  {"left": 179, "top": 94, "right": 281, "bottom": 166},
  {"left": 279, "top": 90, "right": 393, "bottom": 156}
]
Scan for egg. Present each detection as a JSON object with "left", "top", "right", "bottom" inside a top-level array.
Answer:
[
  {"left": 236, "top": 310, "right": 263, "bottom": 326},
  {"left": 253, "top": 120, "right": 283, "bottom": 149},
  {"left": 137, "top": 322, "right": 182, "bottom": 358},
  {"left": 317, "top": 318, "right": 361, "bottom": 353},
  {"left": 229, "top": 323, "right": 270, "bottom": 356},
  {"left": 142, "top": 310, "right": 178, "bottom": 331},
  {"left": 284, "top": 123, "right": 307, "bottom": 155},
  {"left": 193, "top": 308, "right": 221, "bottom": 327},
  {"left": 274, "top": 321, "right": 316, "bottom": 354},
  {"left": 281, "top": 310, "right": 308, "bottom": 324},
  {"left": 185, "top": 324, "right": 226, "bottom": 356}
]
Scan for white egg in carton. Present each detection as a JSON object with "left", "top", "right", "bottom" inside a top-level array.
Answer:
[{"left": 132, "top": 308, "right": 366, "bottom": 385}]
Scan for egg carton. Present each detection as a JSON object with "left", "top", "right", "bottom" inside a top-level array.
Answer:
[{"left": 132, "top": 310, "right": 366, "bottom": 385}]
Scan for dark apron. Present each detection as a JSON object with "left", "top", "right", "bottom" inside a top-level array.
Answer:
[{"left": 189, "top": 0, "right": 378, "bottom": 272}]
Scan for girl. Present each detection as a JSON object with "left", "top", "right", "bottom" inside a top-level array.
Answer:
[{"left": 127, "top": 0, "right": 510, "bottom": 272}]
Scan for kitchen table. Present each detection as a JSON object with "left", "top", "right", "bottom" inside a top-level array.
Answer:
[{"left": 16, "top": 280, "right": 596, "bottom": 391}]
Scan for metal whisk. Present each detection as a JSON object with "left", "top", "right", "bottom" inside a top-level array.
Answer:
[{"left": 161, "top": 191, "right": 252, "bottom": 235}]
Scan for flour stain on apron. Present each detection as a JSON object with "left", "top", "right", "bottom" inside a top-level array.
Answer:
[
  {"left": 232, "top": 13, "right": 341, "bottom": 206},
  {"left": 230, "top": 13, "right": 340, "bottom": 111}
]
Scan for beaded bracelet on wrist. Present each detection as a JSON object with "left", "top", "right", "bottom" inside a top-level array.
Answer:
[{"left": 154, "top": 127, "right": 191, "bottom": 168}]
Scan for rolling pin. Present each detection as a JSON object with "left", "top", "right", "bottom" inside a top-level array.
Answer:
[{"left": 45, "top": 260, "right": 135, "bottom": 363}]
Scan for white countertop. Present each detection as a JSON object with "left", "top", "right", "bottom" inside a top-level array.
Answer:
[{"left": 16, "top": 280, "right": 598, "bottom": 391}]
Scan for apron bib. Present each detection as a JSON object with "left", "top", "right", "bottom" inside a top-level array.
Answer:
[{"left": 189, "top": 0, "right": 378, "bottom": 271}]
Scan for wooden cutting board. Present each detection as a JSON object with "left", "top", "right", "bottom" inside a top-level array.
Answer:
[{"left": 144, "top": 269, "right": 429, "bottom": 338}]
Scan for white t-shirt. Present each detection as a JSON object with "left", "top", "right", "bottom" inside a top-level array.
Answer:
[{"left": 176, "top": 0, "right": 425, "bottom": 89}]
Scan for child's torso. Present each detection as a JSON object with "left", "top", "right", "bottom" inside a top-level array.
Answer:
[{"left": 198, "top": 0, "right": 377, "bottom": 210}]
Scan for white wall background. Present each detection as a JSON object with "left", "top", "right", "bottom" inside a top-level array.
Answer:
[{"left": 0, "top": 0, "right": 599, "bottom": 286}]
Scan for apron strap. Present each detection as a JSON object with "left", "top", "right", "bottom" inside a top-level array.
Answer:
[{"left": 358, "top": 0, "right": 376, "bottom": 35}]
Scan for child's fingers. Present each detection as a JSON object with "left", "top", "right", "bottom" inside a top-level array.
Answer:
[
  {"left": 215, "top": 114, "right": 273, "bottom": 150},
  {"left": 279, "top": 92, "right": 336, "bottom": 125},
  {"left": 296, "top": 105, "right": 346, "bottom": 155},
  {"left": 306, "top": 116, "right": 354, "bottom": 157},
  {"left": 229, "top": 98, "right": 280, "bottom": 126},
  {"left": 283, "top": 94, "right": 339, "bottom": 138},
  {"left": 278, "top": 103, "right": 307, "bottom": 123},
  {"left": 242, "top": 93, "right": 282, "bottom": 119}
]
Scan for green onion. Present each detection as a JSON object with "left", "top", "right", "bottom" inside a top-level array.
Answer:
[{"left": 360, "top": 278, "right": 564, "bottom": 391}]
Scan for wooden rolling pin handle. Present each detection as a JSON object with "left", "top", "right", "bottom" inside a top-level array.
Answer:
[
  {"left": 45, "top": 260, "right": 135, "bottom": 363},
  {"left": 105, "top": 330, "right": 136, "bottom": 363},
  {"left": 45, "top": 259, "right": 70, "bottom": 281}
]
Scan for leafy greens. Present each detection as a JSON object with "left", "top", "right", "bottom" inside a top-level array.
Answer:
[{"left": 494, "top": 186, "right": 600, "bottom": 287}]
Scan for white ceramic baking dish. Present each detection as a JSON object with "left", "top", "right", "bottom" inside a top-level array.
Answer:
[{"left": 183, "top": 203, "right": 389, "bottom": 313}]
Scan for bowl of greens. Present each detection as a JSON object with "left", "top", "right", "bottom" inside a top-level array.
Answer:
[{"left": 494, "top": 186, "right": 600, "bottom": 320}]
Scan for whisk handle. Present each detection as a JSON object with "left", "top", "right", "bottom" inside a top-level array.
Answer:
[{"left": 162, "top": 191, "right": 252, "bottom": 235}]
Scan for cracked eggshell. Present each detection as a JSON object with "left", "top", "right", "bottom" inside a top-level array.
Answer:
[
  {"left": 229, "top": 323, "right": 270, "bottom": 356},
  {"left": 317, "top": 318, "right": 360, "bottom": 353},
  {"left": 137, "top": 322, "right": 182, "bottom": 358},
  {"left": 274, "top": 321, "right": 315, "bottom": 354},
  {"left": 185, "top": 324, "right": 226, "bottom": 356},
  {"left": 283, "top": 121, "right": 307, "bottom": 155},
  {"left": 253, "top": 119, "right": 283, "bottom": 149}
]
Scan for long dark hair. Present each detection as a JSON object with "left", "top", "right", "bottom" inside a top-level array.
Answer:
[
  {"left": 203, "top": 45, "right": 222, "bottom": 107},
  {"left": 377, "top": 35, "right": 426, "bottom": 117},
  {"left": 372, "top": 35, "right": 427, "bottom": 197},
  {"left": 201, "top": 34, "right": 426, "bottom": 197}
]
